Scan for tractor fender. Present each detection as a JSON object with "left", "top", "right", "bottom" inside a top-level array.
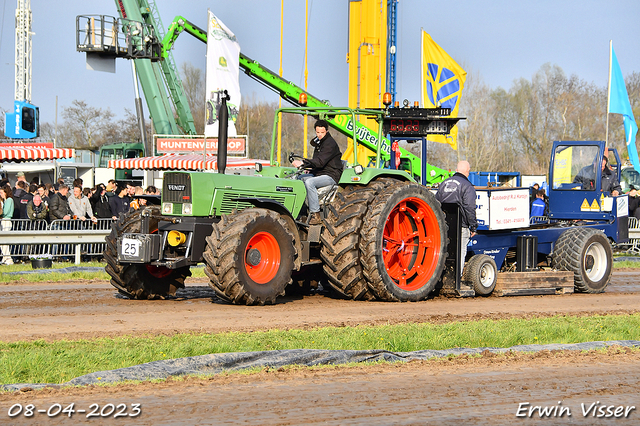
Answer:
[{"left": 232, "top": 197, "right": 293, "bottom": 220}]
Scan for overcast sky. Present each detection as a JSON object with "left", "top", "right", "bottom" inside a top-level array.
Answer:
[{"left": 1, "top": 0, "right": 639, "bottom": 125}]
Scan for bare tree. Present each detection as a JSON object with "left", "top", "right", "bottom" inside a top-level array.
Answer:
[
  {"left": 60, "top": 100, "right": 114, "bottom": 149},
  {"left": 101, "top": 108, "right": 151, "bottom": 145},
  {"left": 180, "top": 62, "right": 205, "bottom": 134},
  {"left": 458, "top": 71, "right": 513, "bottom": 172}
]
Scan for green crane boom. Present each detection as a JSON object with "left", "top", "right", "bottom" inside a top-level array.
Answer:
[{"left": 114, "top": 0, "right": 197, "bottom": 136}]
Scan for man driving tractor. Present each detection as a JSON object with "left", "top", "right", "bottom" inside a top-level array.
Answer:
[{"left": 291, "top": 120, "right": 344, "bottom": 224}]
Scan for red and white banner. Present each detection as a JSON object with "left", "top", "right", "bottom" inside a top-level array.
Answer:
[
  {"left": 156, "top": 137, "right": 247, "bottom": 156},
  {"left": 0, "top": 142, "right": 54, "bottom": 149},
  {"left": 108, "top": 154, "right": 268, "bottom": 171},
  {"left": 205, "top": 10, "right": 241, "bottom": 138},
  {"left": 0, "top": 146, "right": 74, "bottom": 161}
]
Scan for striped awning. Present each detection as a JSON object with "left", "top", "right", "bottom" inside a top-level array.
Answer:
[
  {"left": 108, "top": 154, "right": 269, "bottom": 171},
  {"left": 0, "top": 147, "right": 75, "bottom": 161}
]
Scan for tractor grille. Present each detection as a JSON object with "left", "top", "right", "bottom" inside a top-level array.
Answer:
[
  {"left": 218, "top": 191, "right": 287, "bottom": 215},
  {"left": 163, "top": 173, "right": 192, "bottom": 204}
]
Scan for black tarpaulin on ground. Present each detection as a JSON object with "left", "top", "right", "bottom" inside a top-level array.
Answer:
[
  {"left": 3, "top": 340, "right": 639, "bottom": 392},
  {"left": 4, "top": 266, "right": 104, "bottom": 275}
]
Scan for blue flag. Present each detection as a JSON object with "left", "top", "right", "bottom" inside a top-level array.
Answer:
[{"left": 608, "top": 46, "right": 639, "bottom": 173}]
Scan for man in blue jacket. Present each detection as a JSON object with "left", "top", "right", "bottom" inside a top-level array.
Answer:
[
  {"left": 435, "top": 160, "right": 477, "bottom": 275},
  {"left": 530, "top": 189, "right": 548, "bottom": 219}
]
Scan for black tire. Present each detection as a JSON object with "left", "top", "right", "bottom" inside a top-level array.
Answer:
[
  {"left": 203, "top": 208, "right": 297, "bottom": 305},
  {"left": 360, "top": 183, "right": 448, "bottom": 301},
  {"left": 320, "top": 178, "right": 403, "bottom": 300},
  {"left": 463, "top": 254, "right": 497, "bottom": 296},
  {"left": 553, "top": 227, "right": 613, "bottom": 293},
  {"left": 104, "top": 206, "right": 191, "bottom": 299}
]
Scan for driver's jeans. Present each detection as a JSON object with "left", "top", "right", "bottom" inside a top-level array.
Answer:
[{"left": 299, "top": 174, "right": 336, "bottom": 213}]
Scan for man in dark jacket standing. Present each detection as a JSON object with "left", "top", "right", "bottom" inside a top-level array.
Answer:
[
  {"left": 90, "top": 184, "right": 113, "bottom": 218},
  {"left": 17, "top": 184, "right": 37, "bottom": 220},
  {"left": 435, "top": 160, "right": 477, "bottom": 275},
  {"left": 291, "top": 120, "right": 344, "bottom": 224},
  {"left": 12, "top": 181, "right": 28, "bottom": 219},
  {"left": 49, "top": 184, "right": 73, "bottom": 221},
  {"left": 109, "top": 183, "right": 131, "bottom": 220},
  {"left": 48, "top": 184, "right": 74, "bottom": 258}
]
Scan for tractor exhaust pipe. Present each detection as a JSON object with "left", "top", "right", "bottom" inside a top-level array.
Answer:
[{"left": 217, "top": 90, "right": 230, "bottom": 175}]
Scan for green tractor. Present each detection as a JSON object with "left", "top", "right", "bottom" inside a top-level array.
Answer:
[{"left": 104, "top": 102, "right": 457, "bottom": 304}]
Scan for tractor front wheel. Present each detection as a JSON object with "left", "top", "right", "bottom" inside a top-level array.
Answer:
[{"left": 203, "top": 208, "right": 297, "bottom": 305}]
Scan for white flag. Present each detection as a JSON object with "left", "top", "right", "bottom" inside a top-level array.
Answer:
[{"left": 205, "top": 11, "right": 241, "bottom": 137}]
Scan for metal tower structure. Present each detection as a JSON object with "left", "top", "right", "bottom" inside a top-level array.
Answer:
[
  {"left": 14, "top": 0, "right": 33, "bottom": 102},
  {"left": 386, "top": 0, "right": 398, "bottom": 104},
  {"left": 4, "top": 0, "right": 38, "bottom": 139}
]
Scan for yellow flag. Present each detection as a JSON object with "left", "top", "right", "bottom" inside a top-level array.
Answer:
[{"left": 421, "top": 31, "right": 466, "bottom": 150}]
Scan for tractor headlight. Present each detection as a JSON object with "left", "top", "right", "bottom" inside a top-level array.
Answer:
[
  {"left": 162, "top": 202, "right": 173, "bottom": 214},
  {"left": 182, "top": 203, "right": 192, "bottom": 215}
]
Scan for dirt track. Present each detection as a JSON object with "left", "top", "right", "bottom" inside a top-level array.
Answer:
[
  {"left": 1, "top": 271, "right": 639, "bottom": 424},
  {"left": 1, "top": 271, "right": 639, "bottom": 342}
]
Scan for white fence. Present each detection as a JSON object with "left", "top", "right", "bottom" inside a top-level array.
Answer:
[{"left": 0, "top": 218, "right": 112, "bottom": 264}]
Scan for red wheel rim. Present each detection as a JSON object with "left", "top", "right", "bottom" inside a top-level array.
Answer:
[
  {"left": 145, "top": 264, "right": 173, "bottom": 279},
  {"left": 245, "top": 231, "right": 281, "bottom": 284},
  {"left": 382, "top": 197, "right": 442, "bottom": 291}
]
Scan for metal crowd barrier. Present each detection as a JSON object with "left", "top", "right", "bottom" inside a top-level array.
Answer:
[
  {"left": 617, "top": 216, "right": 640, "bottom": 254},
  {"left": 0, "top": 218, "right": 113, "bottom": 264}
]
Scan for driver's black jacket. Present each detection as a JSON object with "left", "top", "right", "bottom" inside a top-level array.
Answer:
[{"left": 302, "top": 132, "right": 344, "bottom": 184}]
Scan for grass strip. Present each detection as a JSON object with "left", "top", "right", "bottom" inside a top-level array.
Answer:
[
  {"left": 0, "top": 263, "right": 207, "bottom": 282},
  {"left": 1, "top": 314, "right": 639, "bottom": 384},
  {"left": 613, "top": 260, "right": 640, "bottom": 268}
]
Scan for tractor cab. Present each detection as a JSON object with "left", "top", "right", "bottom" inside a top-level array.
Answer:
[{"left": 548, "top": 141, "right": 625, "bottom": 222}]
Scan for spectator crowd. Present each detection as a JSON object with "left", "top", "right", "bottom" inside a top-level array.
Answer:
[{"left": 0, "top": 172, "right": 159, "bottom": 265}]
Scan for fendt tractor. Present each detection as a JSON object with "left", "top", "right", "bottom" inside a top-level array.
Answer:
[{"left": 105, "top": 99, "right": 461, "bottom": 304}]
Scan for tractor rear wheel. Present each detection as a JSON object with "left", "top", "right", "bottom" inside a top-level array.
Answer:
[
  {"left": 104, "top": 206, "right": 191, "bottom": 299},
  {"left": 360, "top": 183, "right": 448, "bottom": 301},
  {"left": 463, "top": 254, "right": 497, "bottom": 296},
  {"left": 553, "top": 227, "right": 612, "bottom": 293},
  {"left": 203, "top": 208, "right": 297, "bottom": 305},
  {"left": 320, "top": 178, "right": 403, "bottom": 300}
]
